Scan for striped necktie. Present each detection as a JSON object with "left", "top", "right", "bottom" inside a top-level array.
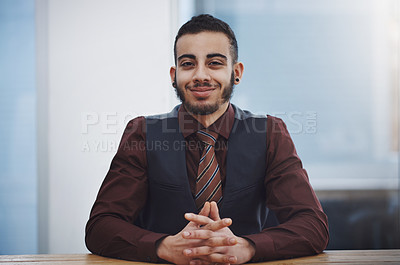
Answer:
[{"left": 195, "top": 130, "right": 223, "bottom": 209}]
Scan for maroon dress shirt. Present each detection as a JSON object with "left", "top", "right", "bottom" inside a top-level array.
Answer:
[{"left": 85, "top": 104, "right": 329, "bottom": 262}]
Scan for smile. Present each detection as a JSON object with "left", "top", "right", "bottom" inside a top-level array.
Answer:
[{"left": 189, "top": 87, "right": 215, "bottom": 98}]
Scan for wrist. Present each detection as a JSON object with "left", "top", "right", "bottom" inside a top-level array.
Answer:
[
  {"left": 156, "top": 235, "right": 171, "bottom": 261},
  {"left": 239, "top": 237, "right": 256, "bottom": 261}
]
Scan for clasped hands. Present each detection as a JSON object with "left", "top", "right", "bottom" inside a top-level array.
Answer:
[{"left": 156, "top": 201, "right": 255, "bottom": 265}]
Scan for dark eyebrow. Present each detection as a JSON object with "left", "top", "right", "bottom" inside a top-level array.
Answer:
[
  {"left": 177, "top": 54, "right": 196, "bottom": 61},
  {"left": 178, "top": 53, "right": 228, "bottom": 61},
  {"left": 207, "top": 53, "right": 227, "bottom": 60}
]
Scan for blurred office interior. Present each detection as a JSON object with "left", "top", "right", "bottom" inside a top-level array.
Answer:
[{"left": 0, "top": 0, "right": 399, "bottom": 254}]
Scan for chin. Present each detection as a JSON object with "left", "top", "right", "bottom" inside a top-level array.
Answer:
[{"left": 184, "top": 100, "right": 227, "bottom": 116}]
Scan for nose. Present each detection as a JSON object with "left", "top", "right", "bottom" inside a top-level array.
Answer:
[{"left": 192, "top": 64, "right": 210, "bottom": 83}]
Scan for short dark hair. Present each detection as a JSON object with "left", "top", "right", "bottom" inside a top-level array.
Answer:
[{"left": 173, "top": 14, "right": 238, "bottom": 64}]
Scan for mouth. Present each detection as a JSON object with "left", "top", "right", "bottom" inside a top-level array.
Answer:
[
  {"left": 187, "top": 84, "right": 218, "bottom": 99},
  {"left": 189, "top": 87, "right": 215, "bottom": 98}
]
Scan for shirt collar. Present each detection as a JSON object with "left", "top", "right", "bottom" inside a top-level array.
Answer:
[{"left": 178, "top": 103, "right": 235, "bottom": 140}]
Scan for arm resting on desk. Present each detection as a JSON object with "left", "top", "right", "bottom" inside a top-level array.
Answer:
[
  {"left": 245, "top": 117, "right": 329, "bottom": 262},
  {"left": 85, "top": 117, "right": 167, "bottom": 262}
]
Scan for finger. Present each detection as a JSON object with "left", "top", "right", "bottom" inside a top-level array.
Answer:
[
  {"left": 189, "top": 260, "right": 230, "bottom": 265},
  {"left": 184, "top": 246, "right": 237, "bottom": 263},
  {"left": 183, "top": 231, "right": 237, "bottom": 247},
  {"left": 207, "top": 236, "right": 237, "bottom": 247},
  {"left": 210, "top": 253, "right": 237, "bottom": 264},
  {"left": 209, "top": 201, "right": 221, "bottom": 221},
  {"left": 199, "top": 201, "right": 211, "bottom": 217},
  {"left": 184, "top": 217, "right": 231, "bottom": 234},
  {"left": 188, "top": 259, "right": 214, "bottom": 265},
  {"left": 207, "top": 252, "right": 238, "bottom": 264},
  {"left": 185, "top": 213, "right": 213, "bottom": 225},
  {"left": 183, "top": 246, "right": 213, "bottom": 256},
  {"left": 182, "top": 229, "right": 213, "bottom": 239},
  {"left": 203, "top": 218, "right": 232, "bottom": 232}
]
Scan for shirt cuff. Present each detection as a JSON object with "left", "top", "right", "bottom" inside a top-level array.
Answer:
[
  {"left": 243, "top": 233, "right": 276, "bottom": 262},
  {"left": 138, "top": 232, "right": 168, "bottom": 263}
]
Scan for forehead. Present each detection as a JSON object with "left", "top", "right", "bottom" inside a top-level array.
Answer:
[{"left": 176, "top": 31, "right": 231, "bottom": 60}]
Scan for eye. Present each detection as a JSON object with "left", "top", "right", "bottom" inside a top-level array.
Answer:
[
  {"left": 180, "top": 61, "right": 194, "bottom": 67},
  {"left": 209, "top": 60, "right": 225, "bottom": 68},
  {"left": 209, "top": 61, "right": 223, "bottom": 66}
]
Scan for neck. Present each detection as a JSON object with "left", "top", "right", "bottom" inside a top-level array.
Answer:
[{"left": 189, "top": 102, "right": 229, "bottom": 128}]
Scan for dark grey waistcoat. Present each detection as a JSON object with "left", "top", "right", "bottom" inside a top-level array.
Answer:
[{"left": 134, "top": 104, "right": 278, "bottom": 235}]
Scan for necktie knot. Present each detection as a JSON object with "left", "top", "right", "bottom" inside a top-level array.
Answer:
[{"left": 197, "top": 130, "right": 218, "bottom": 147}]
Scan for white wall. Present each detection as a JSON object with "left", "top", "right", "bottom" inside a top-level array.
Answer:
[{"left": 37, "top": 0, "right": 180, "bottom": 253}]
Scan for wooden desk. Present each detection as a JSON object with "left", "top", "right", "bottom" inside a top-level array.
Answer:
[{"left": 0, "top": 250, "right": 399, "bottom": 264}]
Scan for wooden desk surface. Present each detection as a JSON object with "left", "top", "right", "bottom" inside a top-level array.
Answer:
[{"left": 0, "top": 250, "right": 399, "bottom": 264}]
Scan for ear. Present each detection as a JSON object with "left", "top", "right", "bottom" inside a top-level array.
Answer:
[
  {"left": 233, "top": 62, "right": 244, "bottom": 85},
  {"left": 170, "top": 66, "right": 176, "bottom": 85}
]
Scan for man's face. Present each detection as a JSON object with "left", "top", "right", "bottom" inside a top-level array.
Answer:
[{"left": 171, "top": 31, "right": 239, "bottom": 116}]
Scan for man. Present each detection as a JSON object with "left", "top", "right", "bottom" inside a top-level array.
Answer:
[{"left": 85, "top": 14, "right": 329, "bottom": 264}]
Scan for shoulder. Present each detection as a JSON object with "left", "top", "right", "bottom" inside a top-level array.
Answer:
[
  {"left": 232, "top": 104, "right": 266, "bottom": 120},
  {"left": 123, "top": 104, "right": 181, "bottom": 135},
  {"left": 266, "top": 115, "right": 289, "bottom": 136},
  {"left": 121, "top": 116, "right": 146, "bottom": 144},
  {"left": 125, "top": 116, "right": 146, "bottom": 132},
  {"left": 231, "top": 104, "right": 288, "bottom": 134},
  {"left": 145, "top": 105, "right": 180, "bottom": 121}
]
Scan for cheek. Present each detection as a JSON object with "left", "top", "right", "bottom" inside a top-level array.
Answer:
[
  {"left": 214, "top": 71, "right": 232, "bottom": 85},
  {"left": 176, "top": 71, "right": 192, "bottom": 85}
]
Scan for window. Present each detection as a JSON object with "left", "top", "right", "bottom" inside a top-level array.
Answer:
[
  {"left": 194, "top": 0, "right": 399, "bottom": 190},
  {"left": 0, "top": 0, "right": 37, "bottom": 254}
]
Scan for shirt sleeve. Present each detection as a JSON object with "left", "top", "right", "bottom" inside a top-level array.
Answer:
[
  {"left": 85, "top": 117, "right": 168, "bottom": 262},
  {"left": 244, "top": 115, "right": 329, "bottom": 262}
]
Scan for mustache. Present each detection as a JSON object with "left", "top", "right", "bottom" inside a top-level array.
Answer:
[{"left": 185, "top": 82, "right": 220, "bottom": 89}]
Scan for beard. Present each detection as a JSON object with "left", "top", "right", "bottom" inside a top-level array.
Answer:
[{"left": 174, "top": 71, "right": 235, "bottom": 115}]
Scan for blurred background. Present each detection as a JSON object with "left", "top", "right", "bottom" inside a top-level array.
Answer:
[{"left": 0, "top": 0, "right": 399, "bottom": 254}]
